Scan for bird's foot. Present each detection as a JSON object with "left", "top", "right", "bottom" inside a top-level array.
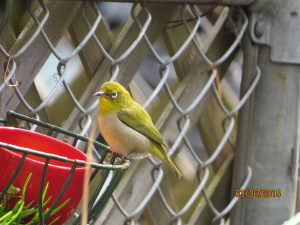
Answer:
[{"left": 108, "top": 151, "right": 123, "bottom": 160}]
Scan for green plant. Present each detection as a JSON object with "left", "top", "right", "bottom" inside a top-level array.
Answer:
[{"left": 0, "top": 173, "right": 70, "bottom": 225}]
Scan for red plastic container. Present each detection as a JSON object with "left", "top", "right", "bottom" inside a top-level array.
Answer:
[{"left": 0, "top": 127, "right": 89, "bottom": 224}]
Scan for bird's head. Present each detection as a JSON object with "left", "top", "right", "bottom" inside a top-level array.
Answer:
[{"left": 95, "top": 81, "right": 132, "bottom": 114}]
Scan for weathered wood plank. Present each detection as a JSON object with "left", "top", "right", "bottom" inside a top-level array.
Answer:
[
  {"left": 147, "top": 7, "right": 237, "bottom": 224},
  {"left": 0, "top": 3, "right": 16, "bottom": 115},
  {"left": 197, "top": 97, "right": 236, "bottom": 172},
  {"left": 15, "top": 84, "right": 52, "bottom": 134},
  {"left": 187, "top": 154, "right": 234, "bottom": 225},
  {"left": 0, "top": 1, "right": 82, "bottom": 118},
  {"left": 196, "top": 7, "right": 237, "bottom": 171},
  {"left": 57, "top": 3, "right": 178, "bottom": 141},
  {"left": 68, "top": 3, "right": 112, "bottom": 80},
  {"left": 0, "top": 5, "right": 52, "bottom": 132}
]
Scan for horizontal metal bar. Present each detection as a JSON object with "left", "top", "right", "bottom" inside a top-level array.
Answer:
[
  {"left": 59, "top": 0, "right": 254, "bottom": 5},
  {"left": 0, "top": 142, "right": 130, "bottom": 170},
  {"left": 1, "top": 110, "right": 111, "bottom": 152}
]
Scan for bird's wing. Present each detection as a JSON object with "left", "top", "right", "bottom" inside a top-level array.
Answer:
[{"left": 117, "top": 106, "right": 169, "bottom": 148}]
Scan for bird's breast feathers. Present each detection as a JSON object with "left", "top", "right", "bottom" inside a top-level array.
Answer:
[{"left": 98, "top": 113, "right": 151, "bottom": 159}]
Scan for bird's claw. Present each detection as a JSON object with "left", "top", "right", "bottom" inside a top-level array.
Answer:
[{"left": 108, "top": 151, "right": 123, "bottom": 160}]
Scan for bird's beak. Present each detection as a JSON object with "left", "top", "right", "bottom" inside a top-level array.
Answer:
[{"left": 94, "top": 91, "right": 108, "bottom": 97}]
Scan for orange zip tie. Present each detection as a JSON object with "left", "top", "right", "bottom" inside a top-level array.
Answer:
[
  {"left": 211, "top": 64, "right": 222, "bottom": 99},
  {"left": 4, "top": 56, "right": 18, "bottom": 106}
]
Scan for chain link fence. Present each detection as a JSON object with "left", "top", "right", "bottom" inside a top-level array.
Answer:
[{"left": 0, "top": 1, "right": 262, "bottom": 224}]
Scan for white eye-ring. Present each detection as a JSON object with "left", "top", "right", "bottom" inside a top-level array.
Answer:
[{"left": 112, "top": 91, "right": 118, "bottom": 99}]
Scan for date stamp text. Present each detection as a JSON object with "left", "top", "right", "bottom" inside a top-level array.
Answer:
[{"left": 236, "top": 189, "right": 281, "bottom": 198}]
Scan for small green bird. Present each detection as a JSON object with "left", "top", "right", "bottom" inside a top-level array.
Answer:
[{"left": 95, "top": 81, "right": 182, "bottom": 179}]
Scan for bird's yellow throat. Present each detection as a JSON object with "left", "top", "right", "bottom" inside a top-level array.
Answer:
[{"left": 99, "top": 97, "right": 116, "bottom": 115}]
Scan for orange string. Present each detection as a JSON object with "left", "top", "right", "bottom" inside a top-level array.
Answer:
[
  {"left": 4, "top": 57, "right": 18, "bottom": 106},
  {"left": 211, "top": 64, "right": 222, "bottom": 99},
  {"left": 4, "top": 57, "right": 18, "bottom": 87}
]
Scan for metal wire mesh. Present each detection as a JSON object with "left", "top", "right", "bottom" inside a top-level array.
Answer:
[{"left": 0, "top": 1, "right": 261, "bottom": 224}]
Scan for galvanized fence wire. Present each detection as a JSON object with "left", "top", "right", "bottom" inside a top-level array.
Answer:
[
  {"left": 0, "top": 1, "right": 260, "bottom": 224},
  {"left": 108, "top": 4, "right": 256, "bottom": 225}
]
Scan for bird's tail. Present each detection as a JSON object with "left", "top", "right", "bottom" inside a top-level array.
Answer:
[
  {"left": 150, "top": 143, "right": 182, "bottom": 179},
  {"left": 166, "top": 158, "right": 182, "bottom": 179}
]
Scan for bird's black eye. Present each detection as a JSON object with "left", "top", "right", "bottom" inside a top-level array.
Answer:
[{"left": 111, "top": 91, "right": 118, "bottom": 99}]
